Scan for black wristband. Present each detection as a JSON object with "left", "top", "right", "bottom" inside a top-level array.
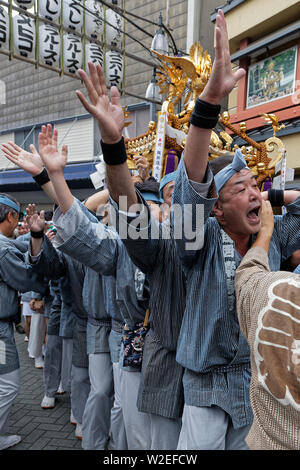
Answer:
[
  {"left": 267, "top": 189, "right": 284, "bottom": 207},
  {"left": 30, "top": 230, "right": 44, "bottom": 239},
  {"left": 33, "top": 168, "right": 50, "bottom": 186},
  {"left": 101, "top": 137, "right": 127, "bottom": 165},
  {"left": 190, "top": 98, "right": 221, "bottom": 129}
]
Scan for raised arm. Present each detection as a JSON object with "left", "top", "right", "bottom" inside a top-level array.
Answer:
[
  {"left": 1, "top": 139, "right": 59, "bottom": 205},
  {"left": 183, "top": 9, "right": 246, "bottom": 182},
  {"left": 76, "top": 62, "right": 137, "bottom": 209},
  {"left": 37, "top": 124, "right": 72, "bottom": 214}
]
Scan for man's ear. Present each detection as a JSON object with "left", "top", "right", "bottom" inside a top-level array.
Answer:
[
  {"left": 212, "top": 200, "right": 224, "bottom": 219},
  {"left": 6, "top": 212, "right": 14, "bottom": 224}
]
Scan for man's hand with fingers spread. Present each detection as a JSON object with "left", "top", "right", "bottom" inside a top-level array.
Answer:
[
  {"left": 133, "top": 156, "right": 151, "bottom": 182},
  {"left": 1, "top": 142, "right": 43, "bottom": 176},
  {"left": 38, "top": 124, "right": 68, "bottom": 174},
  {"left": 200, "top": 9, "right": 246, "bottom": 105},
  {"left": 25, "top": 204, "right": 45, "bottom": 233},
  {"left": 76, "top": 62, "right": 124, "bottom": 144}
]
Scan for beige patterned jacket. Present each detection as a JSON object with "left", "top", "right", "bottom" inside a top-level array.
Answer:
[{"left": 235, "top": 246, "right": 300, "bottom": 450}]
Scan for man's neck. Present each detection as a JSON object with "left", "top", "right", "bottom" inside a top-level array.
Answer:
[
  {"left": 223, "top": 227, "right": 251, "bottom": 256},
  {"left": 0, "top": 224, "right": 10, "bottom": 238}
]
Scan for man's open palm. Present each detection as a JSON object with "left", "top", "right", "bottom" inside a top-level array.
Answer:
[
  {"left": 1, "top": 142, "right": 43, "bottom": 176},
  {"left": 38, "top": 124, "right": 68, "bottom": 173},
  {"left": 76, "top": 62, "right": 124, "bottom": 144}
]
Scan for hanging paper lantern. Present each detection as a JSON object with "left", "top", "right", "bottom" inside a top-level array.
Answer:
[
  {"left": 63, "top": 0, "right": 83, "bottom": 34},
  {"left": 38, "top": 0, "right": 60, "bottom": 23},
  {"left": 13, "top": 0, "right": 34, "bottom": 10},
  {"left": 105, "top": 8, "right": 124, "bottom": 45},
  {"left": 0, "top": 7, "right": 9, "bottom": 51},
  {"left": 85, "top": 42, "right": 104, "bottom": 71},
  {"left": 85, "top": 0, "right": 104, "bottom": 39},
  {"left": 105, "top": 50, "right": 123, "bottom": 89},
  {"left": 63, "top": 33, "right": 83, "bottom": 74},
  {"left": 13, "top": 14, "right": 35, "bottom": 58},
  {"left": 39, "top": 24, "right": 60, "bottom": 67}
]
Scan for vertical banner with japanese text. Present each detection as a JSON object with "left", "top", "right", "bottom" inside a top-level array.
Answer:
[{"left": 152, "top": 111, "right": 167, "bottom": 182}]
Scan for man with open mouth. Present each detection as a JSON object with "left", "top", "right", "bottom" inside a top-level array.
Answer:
[{"left": 172, "top": 9, "right": 300, "bottom": 451}]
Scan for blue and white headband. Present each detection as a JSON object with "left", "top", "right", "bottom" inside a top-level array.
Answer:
[
  {"left": 214, "top": 149, "right": 250, "bottom": 192},
  {"left": 0, "top": 195, "right": 20, "bottom": 213}
]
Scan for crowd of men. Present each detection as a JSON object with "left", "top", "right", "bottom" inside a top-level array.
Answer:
[{"left": 0, "top": 10, "right": 299, "bottom": 451}]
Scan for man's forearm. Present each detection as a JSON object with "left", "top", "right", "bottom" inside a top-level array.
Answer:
[
  {"left": 48, "top": 170, "right": 74, "bottom": 214},
  {"left": 106, "top": 163, "right": 138, "bottom": 210},
  {"left": 84, "top": 188, "right": 109, "bottom": 212},
  {"left": 40, "top": 181, "right": 59, "bottom": 206},
  {"left": 252, "top": 232, "right": 272, "bottom": 252},
  {"left": 30, "top": 237, "right": 44, "bottom": 257},
  {"left": 183, "top": 125, "right": 212, "bottom": 183},
  {"left": 284, "top": 190, "right": 300, "bottom": 206}
]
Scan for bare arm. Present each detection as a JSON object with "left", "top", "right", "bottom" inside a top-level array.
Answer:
[
  {"left": 38, "top": 124, "right": 73, "bottom": 215},
  {"left": 183, "top": 10, "right": 246, "bottom": 182},
  {"left": 1, "top": 140, "right": 59, "bottom": 205},
  {"left": 76, "top": 63, "right": 137, "bottom": 209},
  {"left": 261, "top": 189, "right": 300, "bottom": 205},
  {"left": 83, "top": 188, "right": 109, "bottom": 213}
]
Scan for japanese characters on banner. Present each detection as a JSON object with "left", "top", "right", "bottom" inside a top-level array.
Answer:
[
  {"left": 85, "top": 0, "right": 104, "bottom": 39},
  {"left": 105, "top": 49, "right": 123, "bottom": 89},
  {"left": 13, "top": 14, "right": 35, "bottom": 58},
  {"left": 152, "top": 112, "right": 167, "bottom": 182},
  {"left": 0, "top": 0, "right": 125, "bottom": 88},
  {"left": 63, "top": 0, "right": 83, "bottom": 33},
  {"left": 38, "top": 0, "right": 60, "bottom": 22},
  {"left": 63, "top": 33, "right": 83, "bottom": 73},
  {"left": 39, "top": 24, "right": 60, "bottom": 67},
  {"left": 0, "top": 6, "right": 9, "bottom": 50},
  {"left": 105, "top": 8, "right": 124, "bottom": 45},
  {"left": 85, "top": 41, "right": 104, "bottom": 69},
  {"left": 13, "top": 0, "right": 34, "bottom": 9}
]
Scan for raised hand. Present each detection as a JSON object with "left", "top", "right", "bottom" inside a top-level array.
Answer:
[
  {"left": 200, "top": 9, "right": 246, "bottom": 105},
  {"left": 76, "top": 62, "right": 124, "bottom": 144},
  {"left": 259, "top": 200, "right": 274, "bottom": 238},
  {"left": 25, "top": 204, "right": 45, "bottom": 233},
  {"left": 133, "top": 156, "right": 151, "bottom": 181},
  {"left": 38, "top": 124, "right": 68, "bottom": 174},
  {"left": 1, "top": 142, "right": 43, "bottom": 176}
]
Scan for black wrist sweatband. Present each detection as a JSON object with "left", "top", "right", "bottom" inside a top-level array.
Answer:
[
  {"left": 30, "top": 230, "right": 44, "bottom": 239},
  {"left": 267, "top": 189, "right": 284, "bottom": 207},
  {"left": 101, "top": 137, "right": 127, "bottom": 165},
  {"left": 190, "top": 98, "right": 221, "bottom": 129},
  {"left": 33, "top": 168, "right": 50, "bottom": 186}
]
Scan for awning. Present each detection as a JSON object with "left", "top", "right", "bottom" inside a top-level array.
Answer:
[
  {"left": 230, "top": 20, "right": 300, "bottom": 62},
  {"left": 0, "top": 162, "right": 97, "bottom": 192}
]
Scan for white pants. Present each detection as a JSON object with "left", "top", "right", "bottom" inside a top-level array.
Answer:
[
  {"left": 28, "top": 313, "right": 46, "bottom": 359},
  {"left": 177, "top": 404, "right": 250, "bottom": 450},
  {"left": 110, "top": 363, "right": 128, "bottom": 450},
  {"left": 0, "top": 369, "right": 20, "bottom": 436},
  {"left": 119, "top": 367, "right": 151, "bottom": 450},
  {"left": 82, "top": 353, "right": 114, "bottom": 450}
]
